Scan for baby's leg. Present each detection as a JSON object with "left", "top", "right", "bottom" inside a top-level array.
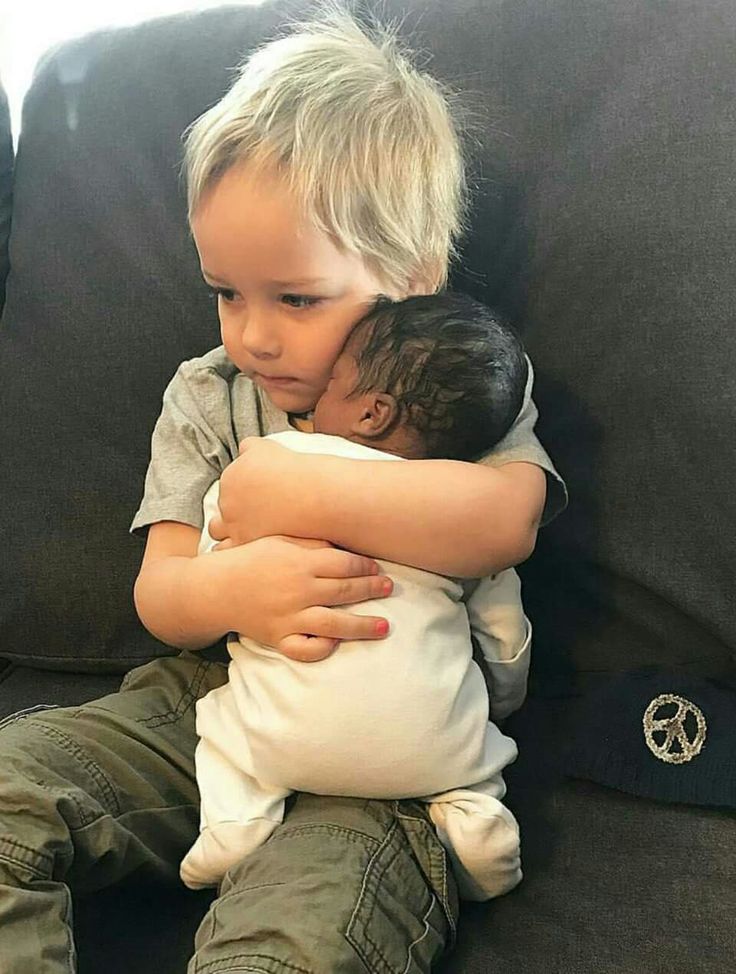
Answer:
[
  {"left": 180, "top": 736, "right": 290, "bottom": 890},
  {"left": 421, "top": 775, "right": 521, "bottom": 902}
]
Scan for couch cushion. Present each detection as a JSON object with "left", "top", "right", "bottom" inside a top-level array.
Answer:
[
  {"left": 0, "top": 664, "right": 121, "bottom": 719},
  {"left": 0, "top": 3, "right": 301, "bottom": 670},
  {"left": 0, "top": 0, "right": 734, "bottom": 680},
  {"left": 0, "top": 82, "right": 12, "bottom": 313},
  {"left": 444, "top": 0, "right": 736, "bottom": 684}
]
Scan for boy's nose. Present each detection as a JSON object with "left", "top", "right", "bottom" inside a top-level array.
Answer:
[{"left": 241, "top": 315, "right": 281, "bottom": 359}]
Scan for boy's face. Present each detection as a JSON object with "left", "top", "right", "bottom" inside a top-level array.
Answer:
[{"left": 191, "top": 162, "right": 402, "bottom": 414}]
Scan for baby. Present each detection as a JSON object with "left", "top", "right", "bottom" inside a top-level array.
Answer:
[{"left": 181, "top": 292, "right": 532, "bottom": 901}]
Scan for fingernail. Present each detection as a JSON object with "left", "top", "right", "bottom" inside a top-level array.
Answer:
[
  {"left": 375, "top": 619, "right": 389, "bottom": 636},
  {"left": 381, "top": 578, "right": 393, "bottom": 594}
]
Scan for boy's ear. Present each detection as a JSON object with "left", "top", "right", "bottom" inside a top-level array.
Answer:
[
  {"left": 406, "top": 261, "right": 443, "bottom": 296},
  {"left": 352, "top": 393, "right": 399, "bottom": 439}
]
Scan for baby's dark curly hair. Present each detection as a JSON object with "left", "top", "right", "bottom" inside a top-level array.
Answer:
[{"left": 349, "top": 293, "right": 528, "bottom": 461}]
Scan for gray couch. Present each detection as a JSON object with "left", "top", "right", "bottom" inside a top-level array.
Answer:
[{"left": 0, "top": 1, "right": 734, "bottom": 971}]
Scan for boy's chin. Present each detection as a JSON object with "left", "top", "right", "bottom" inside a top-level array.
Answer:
[{"left": 262, "top": 385, "right": 317, "bottom": 415}]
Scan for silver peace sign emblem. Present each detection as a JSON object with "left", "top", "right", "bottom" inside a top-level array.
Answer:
[{"left": 643, "top": 694, "right": 707, "bottom": 764}]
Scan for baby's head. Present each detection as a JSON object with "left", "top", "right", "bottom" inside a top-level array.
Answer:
[{"left": 313, "top": 293, "right": 528, "bottom": 461}]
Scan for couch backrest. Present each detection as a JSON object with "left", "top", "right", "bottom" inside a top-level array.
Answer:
[{"left": 0, "top": 0, "right": 734, "bottom": 679}]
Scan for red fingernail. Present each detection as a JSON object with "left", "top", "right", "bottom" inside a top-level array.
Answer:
[
  {"left": 375, "top": 619, "right": 389, "bottom": 635},
  {"left": 382, "top": 578, "right": 392, "bottom": 594}
]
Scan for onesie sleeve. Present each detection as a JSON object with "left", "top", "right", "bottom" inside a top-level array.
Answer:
[
  {"left": 130, "top": 357, "right": 238, "bottom": 536},
  {"left": 465, "top": 570, "right": 532, "bottom": 722},
  {"left": 477, "top": 356, "right": 567, "bottom": 525}
]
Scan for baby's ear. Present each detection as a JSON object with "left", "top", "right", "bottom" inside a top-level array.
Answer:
[{"left": 356, "top": 392, "right": 398, "bottom": 438}]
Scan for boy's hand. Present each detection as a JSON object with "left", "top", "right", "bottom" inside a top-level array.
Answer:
[
  {"left": 201, "top": 534, "right": 392, "bottom": 661},
  {"left": 209, "top": 438, "right": 317, "bottom": 545}
]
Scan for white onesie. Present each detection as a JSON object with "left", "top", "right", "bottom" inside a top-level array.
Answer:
[{"left": 180, "top": 431, "right": 532, "bottom": 901}]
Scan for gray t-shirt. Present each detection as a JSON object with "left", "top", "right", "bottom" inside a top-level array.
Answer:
[{"left": 130, "top": 345, "right": 567, "bottom": 536}]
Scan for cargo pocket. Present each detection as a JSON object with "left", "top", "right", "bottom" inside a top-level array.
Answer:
[{"left": 345, "top": 814, "right": 451, "bottom": 974}]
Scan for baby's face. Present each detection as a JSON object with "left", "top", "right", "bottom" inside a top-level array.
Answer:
[
  {"left": 311, "top": 347, "right": 364, "bottom": 438},
  {"left": 312, "top": 342, "right": 423, "bottom": 458}
]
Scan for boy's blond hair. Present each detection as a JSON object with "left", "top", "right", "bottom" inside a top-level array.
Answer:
[{"left": 182, "top": 2, "right": 467, "bottom": 293}]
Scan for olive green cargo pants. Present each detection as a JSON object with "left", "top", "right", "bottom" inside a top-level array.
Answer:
[{"left": 0, "top": 653, "right": 458, "bottom": 973}]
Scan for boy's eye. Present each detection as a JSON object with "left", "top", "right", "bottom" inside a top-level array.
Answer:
[
  {"left": 281, "top": 294, "right": 322, "bottom": 309},
  {"left": 205, "top": 287, "right": 322, "bottom": 308},
  {"left": 207, "top": 286, "right": 236, "bottom": 303}
]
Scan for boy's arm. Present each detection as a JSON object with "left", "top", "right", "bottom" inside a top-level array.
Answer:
[
  {"left": 210, "top": 437, "right": 546, "bottom": 577},
  {"left": 133, "top": 521, "right": 225, "bottom": 651},
  {"left": 133, "top": 520, "right": 393, "bottom": 659}
]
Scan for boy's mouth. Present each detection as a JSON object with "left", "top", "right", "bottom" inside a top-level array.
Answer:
[{"left": 253, "top": 372, "right": 298, "bottom": 389}]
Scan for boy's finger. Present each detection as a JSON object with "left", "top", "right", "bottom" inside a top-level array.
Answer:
[
  {"left": 276, "top": 634, "right": 339, "bottom": 662},
  {"left": 314, "top": 574, "right": 393, "bottom": 607},
  {"left": 299, "top": 607, "right": 390, "bottom": 642},
  {"left": 312, "top": 547, "right": 380, "bottom": 578},
  {"left": 276, "top": 535, "right": 333, "bottom": 551}
]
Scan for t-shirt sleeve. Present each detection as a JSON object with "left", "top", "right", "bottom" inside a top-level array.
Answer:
[
  {"left": 130, "top": 359, "right": 237, "bottom": 536},
  {"left": 477, "top": 355, "right": 568, "bottom": 525}
]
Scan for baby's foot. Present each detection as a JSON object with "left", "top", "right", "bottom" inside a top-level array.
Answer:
[{"left": 180, "top": 819, "right": 277, "bottom": 889}]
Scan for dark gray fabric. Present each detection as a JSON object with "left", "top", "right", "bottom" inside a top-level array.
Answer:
[
  {"left": 75, "top": 882, "right": 215, "bottom": 974},
  {"left": 1, "top": 0, "right": 735, "bottom": 675},
  {"left": 0, "top": 664, "right": 121, "bottom": 718},
  {"left": 0, "top": 83, "right": 12, "bottom": 313}
]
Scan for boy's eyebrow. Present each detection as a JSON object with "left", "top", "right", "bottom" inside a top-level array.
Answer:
[
  {"left": 270, "top": 277, "right": 329, "bottom": 287},
  {"left": 202, "top": 269, "right": 328, "bottom": 287}
]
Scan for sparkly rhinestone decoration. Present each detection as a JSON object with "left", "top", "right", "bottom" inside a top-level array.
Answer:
[{"left": 643, "top": 693, "right": 707, "bottom": 764}]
